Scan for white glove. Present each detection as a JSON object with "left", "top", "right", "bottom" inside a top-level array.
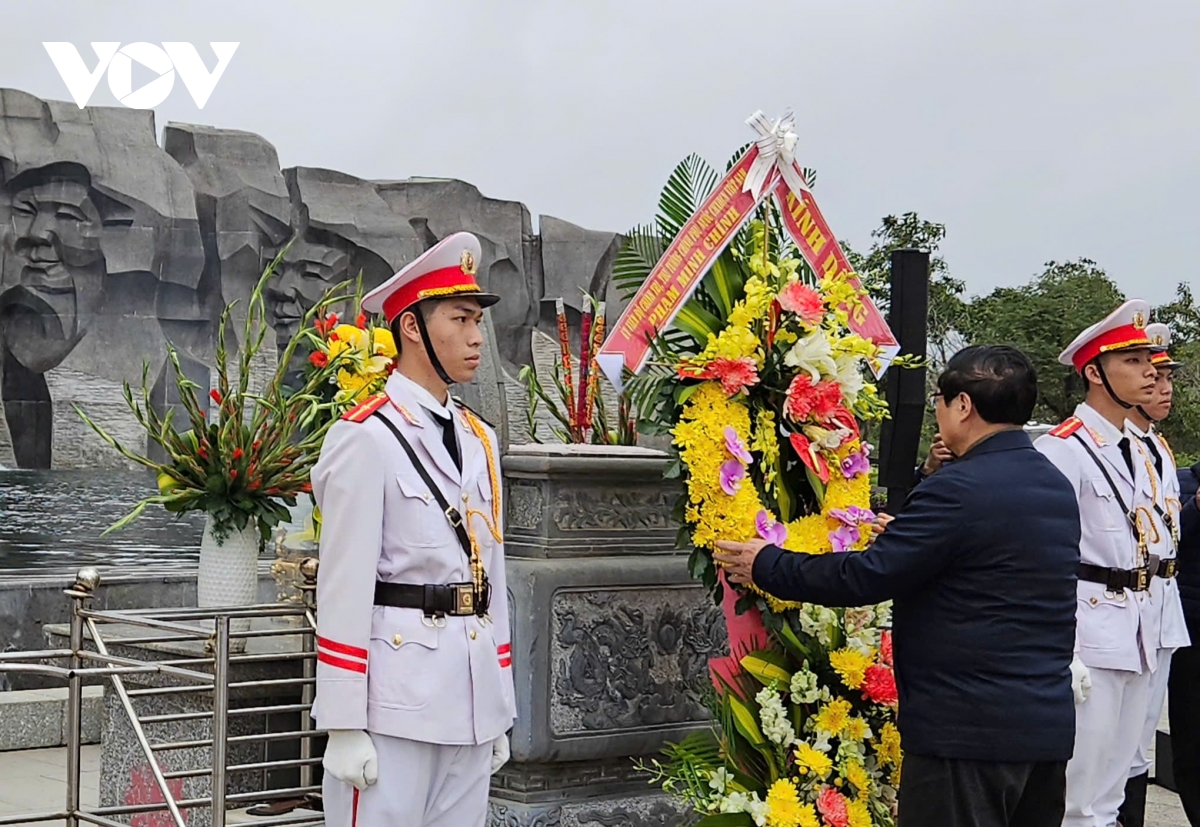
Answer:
[
  {"left": 491, "top": 734, "right": 511, "bottom": 775},
  {"left": 323, "top": 729, "right": 378, "bottom": 791},
  {"left": 1069, "top": 657, "right": 1092, "bottom": 705}
]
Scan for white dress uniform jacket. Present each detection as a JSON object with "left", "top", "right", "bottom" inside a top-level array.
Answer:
[
  {"left": 1036, "top": 403, "right": 1164, "bottom": 673},
  {"left": 311, "top": 370, "right": 517, "bottom": 746}
]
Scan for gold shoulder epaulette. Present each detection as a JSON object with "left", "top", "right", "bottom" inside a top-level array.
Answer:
[
  {"left": 341, "top": 394, "right": 387, "bottom": 422},
  {"left": 1049, "top": 417, "right": 1083, "bottom": 438}
]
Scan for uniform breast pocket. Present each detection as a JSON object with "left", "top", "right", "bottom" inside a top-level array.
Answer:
[
  {"left": 368, "top": 611, "right": 441, "bottom": 711},
  {"left": 1077, "top": 590, "right": 1131, "bottom": 651},
  {"left": 1086, "top": 478, "right": 1124, "bottom": 532},
  {"left": 394, "top": 472, "right": 445, "bottom": 547}
]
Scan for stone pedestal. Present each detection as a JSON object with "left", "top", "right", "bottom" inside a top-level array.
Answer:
[{"left": 492, "top": 444, "right": 721, "bottom": 827}]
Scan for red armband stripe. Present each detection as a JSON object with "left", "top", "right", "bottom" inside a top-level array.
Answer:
[
  {"left": 497, "top": 643, "right": 511, "bottom": 656},
  {"left": 318, "top": 637, "right": 369, "bottom": 661},
  {"left": 318, "top": 651, "right": 368, "bottom": 674},
  {"left": 499, "top": 657, "right": 512, "bottom": 668}
]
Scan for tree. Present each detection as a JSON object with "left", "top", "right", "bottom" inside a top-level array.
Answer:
[
  {"left": 959, "top": 259, "right": 1124, "bottom": 424},
  {"left": 844, "top": 212, "right": 967, "bottom": 367},
  {"left": 1152, "top": 283, "right": 1200, "bottom": 463}
]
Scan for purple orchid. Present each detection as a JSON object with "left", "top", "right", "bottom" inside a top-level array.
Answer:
[
  {"left": 756, "top": 510, "right": 788, "bottom": 546},
  {"left": 829, "top": 524, "right": 861, "bottom": 553},
  {"left": 724, "top": 426, "right": 753, "bottom": 465},
  {"left": 829, "top": 505, "right": 875, "bottom": 527},
  {"left": 719, "top": 459, "right": 745, "bottom": 495},
  {"left": 840, "top": 448, "right": 871, "bottom": 479}
]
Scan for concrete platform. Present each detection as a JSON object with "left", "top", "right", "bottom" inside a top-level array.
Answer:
[{"left": 0, "top": 745, "right": 1189, "bottom": 827}]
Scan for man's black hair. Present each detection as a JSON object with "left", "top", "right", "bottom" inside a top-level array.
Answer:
[{"left": 937, "top": 345, "right": 1038, "bottom": 426}]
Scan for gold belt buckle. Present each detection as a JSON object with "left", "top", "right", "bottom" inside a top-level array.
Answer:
[
  {"left": 1163, "top": 559, "right": 1178, "bottom": 578},
  {"left": 1135, "top": 567, "right": 1150, "bottom": 591},
  {"left": 453, "top": 584, "right": 475, "bottom": 616}
]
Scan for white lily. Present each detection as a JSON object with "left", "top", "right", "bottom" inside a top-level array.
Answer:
[
  {"left": 834, "top": 353, "right": 866, "bottom": 400},
  {"left": 784, "top": 330, "right": 837, "bottom": 381}
]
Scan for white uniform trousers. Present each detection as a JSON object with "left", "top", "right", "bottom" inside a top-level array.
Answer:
[
  {"left": 1064, "top": 666, "right": 1153, "bottom": 827},
  {"left": 323, "top": 734, "right": 492, "bottom": 827},
  {"left": 1129, "top": 648, "right": 1172, "bottom": 778}
]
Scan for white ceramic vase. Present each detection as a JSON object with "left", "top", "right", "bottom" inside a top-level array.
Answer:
[{"left": 197, "top": 517, "right": 260, "bottom": 651}]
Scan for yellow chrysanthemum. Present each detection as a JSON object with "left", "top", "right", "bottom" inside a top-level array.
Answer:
[
  {"left": 844, "top": 761, "right": 871, "bottom": 800},
  {"left": 847, "top": 798, "right": 873, "bottom": 827},
  {"left": 829, "top": 648, "right": 874, "bottom": 690},
  {"left": 794, "top": 742, "right": 832, "bottom": 779},
  {"left": 843, "top": 716, "right": 871, "bottom": 743},
  {"left": 889, "top": 765, "right": 902, "bottom": 787},
  {"left": 764, "top": 779, "right": 818, "bottom": 827},
  {"left": 814, "top": 698, "right": 853, "bottom": 737},
  {"left": 876, "top": 722, "right": 902, "bottom": 768},
  {"left": 368, "top": 326, "right": 397, "bottom": 358}
]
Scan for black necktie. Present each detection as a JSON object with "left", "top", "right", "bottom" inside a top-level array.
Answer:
[
  {"left": 1118, "top": 437, "right": 1135, "bottom": 478},
  {"left": 432, "top": 410, "right": 461, "bottom": 473},
  {"left": 1141, "top": 435, "right": 1164, "bottom": 479}
]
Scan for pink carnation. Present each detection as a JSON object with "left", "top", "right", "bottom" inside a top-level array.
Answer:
[
  {"left": 707, "top": 357, "right": 759, "bottom": 395},
  {"left": 816, "top": 786, "right": 850, "bottom": 827},
  {"left": 778, "top": 282, "right": 826, "bottom": 324}
]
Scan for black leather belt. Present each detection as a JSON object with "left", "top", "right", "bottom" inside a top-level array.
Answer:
[
  {"left": 374, "top": 581, "right": 489, "bottom": 617},
  {"left": 1079, "top": 555, "right": 1170, "bottom": 592},
  {"left": 1157, "top": 558, "right": 1179, "bottom": 579}
]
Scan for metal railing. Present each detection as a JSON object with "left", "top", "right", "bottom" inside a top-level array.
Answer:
[{"left": 0, "top": 559, "right": 324, "bottom": 827}]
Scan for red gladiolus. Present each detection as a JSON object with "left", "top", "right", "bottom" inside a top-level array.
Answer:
[
  {"left": 248, "top": 480, "right": 260, "bottom": 491},
  {"left": 862, "top": 663, "right": 899, "bottom": 707},
  {"left": 301, "top": 481, "right": 312, "bottom": 493},
  {"left": 231, "top": 448, "right": 243, "bottom": 461},
  {"left": 309, "top": 351, "right": 328, "bottom": 368},
  {"left": 880, "top": 630, "right": 894, "bottom": 666},
  {"left": 229, "top": 469, "right": 238, "bottom": 480},
  {"left": 209, "top": 390, "right": 222, "bottom": 405},
  {"left": 198, "top": 446, "right": 208, "bottom": 460},
  {"left": 252, "top": 440, "right": 262, "bottom": 452},
  {"left": 329, "top": 332, "right": 339, "bottom": 343},
  {"left": 356, "top": 313, "right": 367, "bottom": 329}
]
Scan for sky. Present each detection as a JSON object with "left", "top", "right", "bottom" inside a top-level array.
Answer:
[{"left": 0, "top": 0, "right": 1196, "bottom": 305}]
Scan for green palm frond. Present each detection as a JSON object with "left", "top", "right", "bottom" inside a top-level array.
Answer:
[
  {"left": 657, "top": 153, "right": 719, "bottom": 243},
  {"left": 613, "top": 224, "right": 667, "bottom": 302}
]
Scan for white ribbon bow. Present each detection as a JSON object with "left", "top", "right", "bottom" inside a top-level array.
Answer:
[{"left": 742, "top": 110, "right": 811, "bottom": 200}]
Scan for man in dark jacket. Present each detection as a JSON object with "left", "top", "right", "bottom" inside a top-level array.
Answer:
[
  {"left": 716, "top": 345, "right": 1080, "bottom": 827},
  {"left": 1172, "top": 462, "right": 1200, "bottom": 824}
]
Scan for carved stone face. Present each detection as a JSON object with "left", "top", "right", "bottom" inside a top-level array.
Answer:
[
  {"left": 265, "top": 237, "right": 351, "bottom": 375},
  {"left": 1, "top": 177, "right": 107, "bottom": 372}
]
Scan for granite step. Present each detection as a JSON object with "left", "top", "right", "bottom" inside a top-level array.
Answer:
[{"left": 0, "top": 687, "right": 104, "bottom": 751}]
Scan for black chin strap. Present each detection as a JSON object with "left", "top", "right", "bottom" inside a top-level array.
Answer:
[
  {"left": 1093, "top": 359, "right": 1135, "bottom": 410},
  {"left": 411, "top": 301, "right": 455, "bottom": 386}
]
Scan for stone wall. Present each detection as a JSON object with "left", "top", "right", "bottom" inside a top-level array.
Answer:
[{"left": 0, "top": 87, "right": 627, "bottom": 468}]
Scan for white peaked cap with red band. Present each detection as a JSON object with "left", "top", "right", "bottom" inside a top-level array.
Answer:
[
  {"left": 362, "top": 231, "right": 499, "bottom": 324},
  {"left": 1058, "top": 299, "right": 1154, "bottom": 373},
  {"left": 1146, "top": 322, "right": 1184, "bottom": 369}
]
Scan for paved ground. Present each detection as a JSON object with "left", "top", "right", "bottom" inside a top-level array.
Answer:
[{"left": 0, "top": 745, "right": 1189, "bottom": 826}]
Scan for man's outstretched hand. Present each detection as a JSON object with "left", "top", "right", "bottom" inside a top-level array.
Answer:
[{"left": 714, "top": 538, "right": 770, "bottom": 586}]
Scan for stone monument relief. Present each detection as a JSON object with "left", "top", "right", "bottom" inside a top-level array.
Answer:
[{"left": 0, "top": 87, "right": 627, "bottom": 468}]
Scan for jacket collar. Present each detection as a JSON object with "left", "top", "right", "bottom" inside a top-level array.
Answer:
[
  {"left": 385, "top": 371, "right": 462, "bottom": 483},
  {"left": 958, "top": 427, "right": 1031, "bottom": 460}
]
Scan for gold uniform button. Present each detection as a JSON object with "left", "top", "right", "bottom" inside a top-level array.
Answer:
[
  {"left": 393, "top": 634, "right": 404, "bottom": 646},
  {"left": 462, "top": 493, "right": 470, "bottom": 502},
  {"left": 1089, "top": 597, "right": 1098, "bottom": 606},
  {"left": 470, "top": 630, "right": 478, "bottom": 640}
]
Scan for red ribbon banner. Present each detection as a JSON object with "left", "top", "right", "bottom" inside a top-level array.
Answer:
[
  {"left": 774, "top": 180, "right": 899, "bottom": 373},
  {"left": 598, "top": 147, "right": 770, "bottom": 380}
]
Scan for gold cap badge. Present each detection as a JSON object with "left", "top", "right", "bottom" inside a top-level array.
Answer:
[
  {"left": 1132, "top": 311, "right": 1146, "bottom": 329},
  {"left": 460, "top": 249, "right": 477, "bottom": 276}
]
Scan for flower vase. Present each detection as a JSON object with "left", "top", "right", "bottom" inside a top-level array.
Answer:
[{"left": 197, "top": 517, "right": 261, "bottom": 653}]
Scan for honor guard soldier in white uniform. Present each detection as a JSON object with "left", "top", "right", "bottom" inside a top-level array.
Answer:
[
  {"left": 311, "top": 232, "right": 516, "bottom": 827},
  {"left": 1117, "top": 323, "right": 1190, "bottom": 827},
  {"left": 1034, "top": 300, "right": 1162, "bottom": 827}
]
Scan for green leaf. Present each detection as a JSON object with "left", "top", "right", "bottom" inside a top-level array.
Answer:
[
  {"left": 775, "top": 621, "right": 811, "bottom": 662},
  {"left": 740, "top": 650, "right": 793, "bottom": 687},
  {"left": 726, "top": 695, "right": 766, "bottom": 747},
  {"left": 674, "top": 300, "right": 723, "bottom": 343},
  {"left": 657, "top": 153, "right": 719, "bottom": 243},
  {"left": 703, "top": 252, "right": 747, "bottom": 320}
]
